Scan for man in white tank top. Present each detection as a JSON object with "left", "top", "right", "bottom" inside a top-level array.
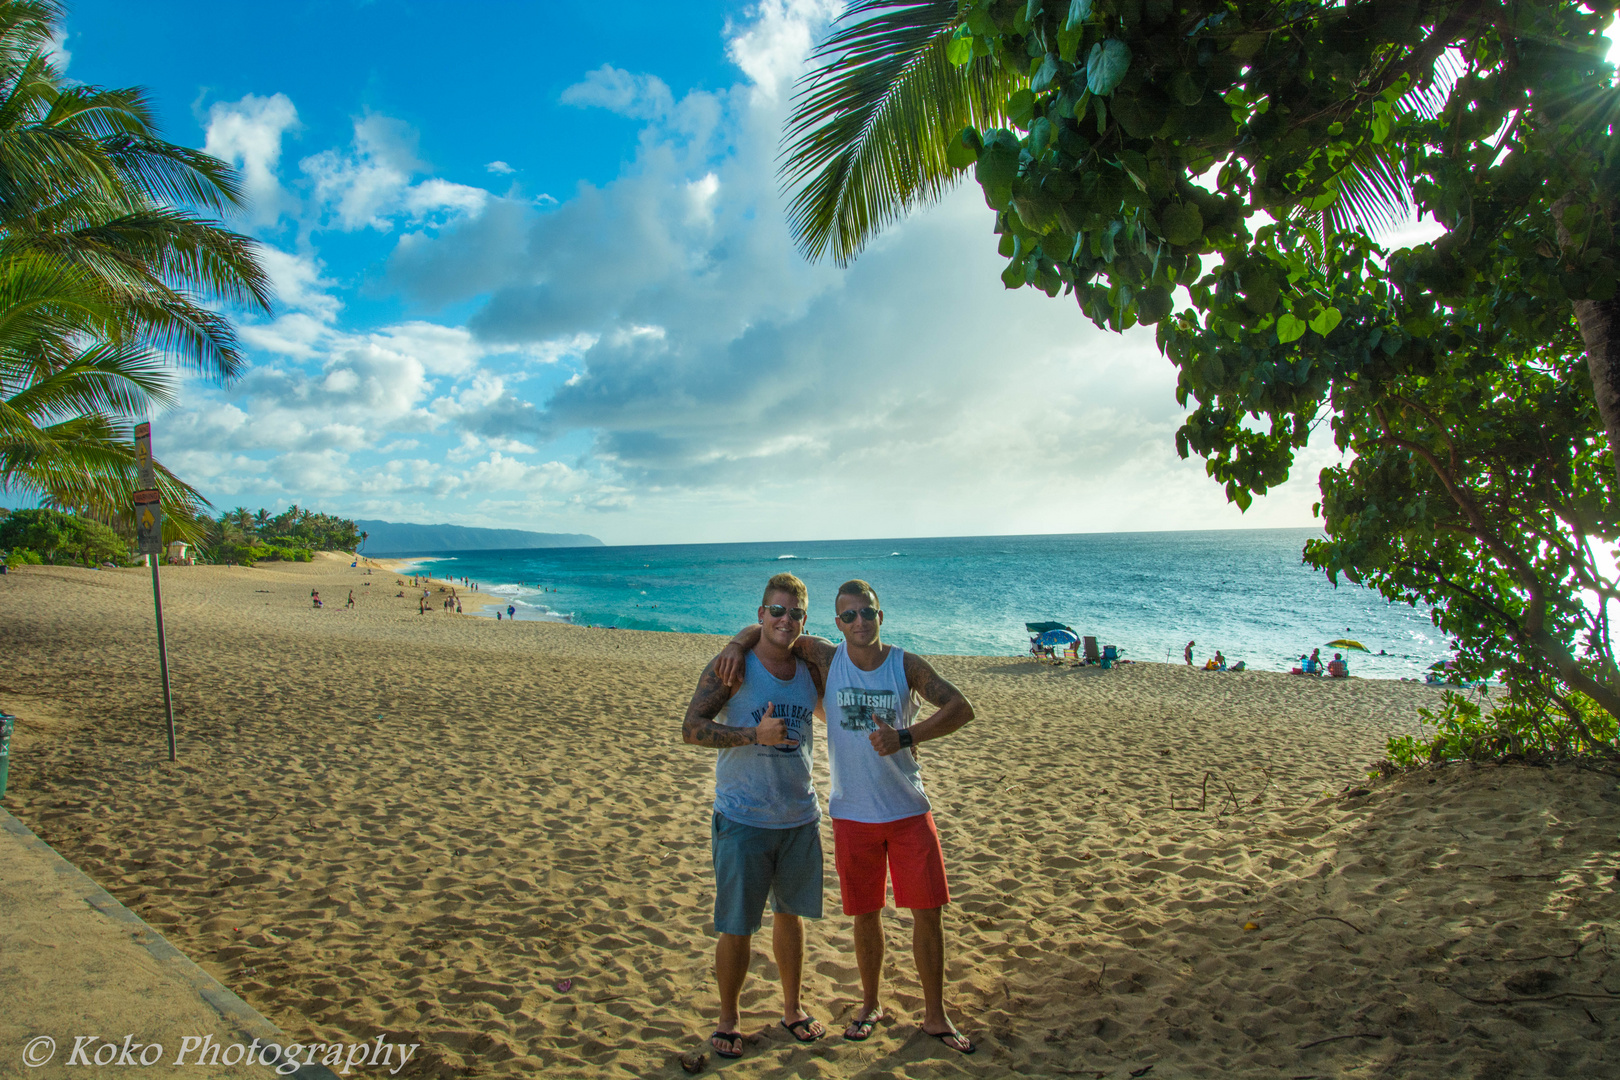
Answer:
[
  {"left": 681, "top": 573, "right": 828, "bottom": 1059},
  {"left": 717, "top": 578, "right": 978, "bottom": 1054}
]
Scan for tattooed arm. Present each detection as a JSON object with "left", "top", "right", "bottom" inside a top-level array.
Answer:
[
  {"left": 870, "top": 652, "right": 975, "bottom": 757},
  {"left": 681, "top": 659, "right": 788, "bottom": 748},
  {"left": 681, "top": 659, "right": 753, "bottom": 747}
]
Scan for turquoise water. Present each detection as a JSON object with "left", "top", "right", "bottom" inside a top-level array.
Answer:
[{"left": 397, "top": 529, "right": 1449, "bottom": 679}]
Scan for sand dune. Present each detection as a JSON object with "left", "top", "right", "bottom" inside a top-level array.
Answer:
[{"left": 2, "top": 554, "right": 1616, "bottom": 1077}]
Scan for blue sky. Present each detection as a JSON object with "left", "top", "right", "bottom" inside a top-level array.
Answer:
[{"left": 57, "top": 0, "right": 1493, "bottom": 544}]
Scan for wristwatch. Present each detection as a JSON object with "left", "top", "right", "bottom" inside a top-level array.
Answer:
[{"left": 897, "top": 728, "right": 914, "bottom": 748}]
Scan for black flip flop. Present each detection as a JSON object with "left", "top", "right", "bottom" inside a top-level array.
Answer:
[
  {"left": 710, "top": 1031, "right": 743, "bottom": 1059},
  {"left": 925, "top": 1027, "right": 976, "bottom": 1055},
  {"left": 781, "top": 1016, "right": 825, "bottom": 1043},
  {"left": 845, "top": 1008, "right": 884, "bottom": 1041}
]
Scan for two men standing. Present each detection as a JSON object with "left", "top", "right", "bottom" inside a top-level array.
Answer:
[{"left": 681, "top": 572, "right": 977, "bottom": 1060}]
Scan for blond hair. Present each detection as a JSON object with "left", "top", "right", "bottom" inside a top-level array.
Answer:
[{"left": 763, "top": 572, "right": 808, "bottom": 607}]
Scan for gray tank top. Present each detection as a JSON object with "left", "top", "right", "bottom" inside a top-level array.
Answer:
[
  {"left": 825, "top": 643, "right": 927, "bottom": 823},
  {"left": 712, "top": 651, "right": 821, "bottom": 829}
]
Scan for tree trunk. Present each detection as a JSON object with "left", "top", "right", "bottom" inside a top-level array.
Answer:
[{"left": 1575, "top": 295, "right": 1620, "bottom": 484}]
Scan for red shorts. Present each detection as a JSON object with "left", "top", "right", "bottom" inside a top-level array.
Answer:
[{"left": 831, "top": 812, "right": 950, "bottom": 916}]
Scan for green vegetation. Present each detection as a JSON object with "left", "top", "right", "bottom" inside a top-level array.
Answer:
[
  {"left": 1384, "top": 687, "right": 1619, "bottom": 769},
  {"left": 0, "top": 0, "right": 270, "bottom": 538},
  {"left": 197, "top": 504, "right": 360, "bottom": 566},
  {"left": 0, "top": 506, "right": 127, "bottom": 565},
  {"left": 783, "top": 0, "right": 1620, "bottom": 761}
]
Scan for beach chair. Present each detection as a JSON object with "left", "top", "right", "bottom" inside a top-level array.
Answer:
[
  {"left": 1083, "top": 636, "right": 1100, "bottom": 664},
  {"left": 1063, "top": 643, "right": 1079, "bottom": 662}
]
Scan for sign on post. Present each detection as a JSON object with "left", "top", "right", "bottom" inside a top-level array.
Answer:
[
  {"left": 132, "top": 423, "right": 176, "bottom": 761},
  {"left": 133, "top": 421, "right": 156, "bottom": 489},
  {"left": 134, "top": 489, "right": 163, "bottom": 555}
]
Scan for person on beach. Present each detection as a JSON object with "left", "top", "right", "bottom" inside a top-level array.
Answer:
[
  {"left": 716, "top": 579, "right": 978, "bottom": 1054},
  {"left": 346, "top": 590, "right": 355, "bottom": 609},
  {"left": 680, "top": 572, "right": 827, "bottom": 1060},
  {"left": 1184, "top": 640, "right": 1194, "bottom": 666}
]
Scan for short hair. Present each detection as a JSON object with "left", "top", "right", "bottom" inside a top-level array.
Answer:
[
  {"left": 763, "top": 572, "right": 808, "bottom": 607},
  {"left": 835, "top": 578, "right": 879, "bottom": 611}
]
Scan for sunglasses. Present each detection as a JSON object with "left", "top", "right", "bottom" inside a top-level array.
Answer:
[
  {"left": 837, "top": 606, "right": 880, "bottom": 624},
  {"left": 766, "top": 604, "right": 806, "bottom": 621}
]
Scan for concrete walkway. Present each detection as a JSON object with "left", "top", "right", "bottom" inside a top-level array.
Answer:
[{"left": 1, "top": 807, "right": 337, "bottom": 1079}]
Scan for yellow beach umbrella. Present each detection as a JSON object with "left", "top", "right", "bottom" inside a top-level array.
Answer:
[{"left": 1326, "top": 638, "right": 1370, "bottom": 652}]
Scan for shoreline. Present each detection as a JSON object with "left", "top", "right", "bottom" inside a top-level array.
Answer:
[
  {"left": 369, "top": 551, "right": 1445, "bottom": 681},
  {"left": 0, "top": 557, "right": 1609, "bottom": 1077}
]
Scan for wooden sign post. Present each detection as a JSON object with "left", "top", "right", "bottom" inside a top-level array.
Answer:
[{"left": 133, "top": 423, "right": 176, "bottom": 761}]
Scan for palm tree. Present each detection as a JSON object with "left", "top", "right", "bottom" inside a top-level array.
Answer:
[
  {"left": 779, "top": 0, "right": 1019, "bottom": 266},
  {"left": 0, "top": 0, "right": 271, "bottom": 533}
]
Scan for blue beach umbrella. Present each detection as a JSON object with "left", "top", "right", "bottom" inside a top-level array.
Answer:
[{"left": 1037, "top": 629, "right": 1080, "bottom": 648}]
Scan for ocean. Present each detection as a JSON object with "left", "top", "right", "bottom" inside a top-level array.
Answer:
[{"left": 394, "top": 528, "right": 1449, "bottom": 680}]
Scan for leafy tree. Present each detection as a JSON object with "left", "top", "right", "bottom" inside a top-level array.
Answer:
[
  {"left": 0, "top": 505, "right": 126, "bottom": 564},
  {"left": 0, "top": 0, "right": 271, "bottom": 532},
  {"left": 782, "top": 1, "right": 1620, "bottom": 747}
]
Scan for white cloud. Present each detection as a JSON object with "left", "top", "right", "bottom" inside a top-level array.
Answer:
[
  {"left": 45, "top": 29, "right": 70, "bottom": 71},
  {"left": 301, "top": 114, "right": 488, "bottom": 232},
  {"left": 486, "top": 160, "right": 516, "bottom": 175},
  {"left": 560, "top": 65, "right": 674, "bottom": 119},
  {"left": 257, "top": 248, "right": 340, "bottom": 320},
  {"left": 204, "top": 93, "right": 300, "bottom": 225},
  {"left": 175, "top": 0, "right": 1326, "bottom": 542}
]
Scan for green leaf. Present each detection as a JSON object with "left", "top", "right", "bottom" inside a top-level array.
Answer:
[
  {"left": 1030, "top": 116, "right": 1054, "bottom": 156},
  {"left": 1030, "top": 53, "right": 1061, "bottom": 93},
  {"left": 1276, "top": 313, "right": 1308, "bottom": 343},
  {"left": 1137, "top": 285, "right": 1173, "bottom": 324},
  {"left": 1309, "top": 306, "right": 1342, "bottom": 336},
  {"left": 1027, "top": 0, "right": 1044, "bottom": 22},
  {"left": 1002, "top": 258, "right": 1028, "bottom": 289},
  {"left": 1159, "top": 202, "right": 1203, "bottom": 245},
  {"left": 1169, "top": 71, "right": 1203, "bottom": 106},
  {"left": 1007, "top": 87, "right": 1037, "bottom": 127},
  {"left": 1063, "top": 0, "right": 1093, "bottom": 30},
  {"left": 946, "top": 126, "right": 981, "bottom": 168},
  {"left": 1085, "top": 39, "right": 1131, "bottom": 97},
  {"left": 947, "top": 25, "right": 974, "bottom": 67}
]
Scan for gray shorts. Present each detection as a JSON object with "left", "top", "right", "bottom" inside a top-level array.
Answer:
[{"left": 710, "top": 812, "right": 823, "bottom": 936}]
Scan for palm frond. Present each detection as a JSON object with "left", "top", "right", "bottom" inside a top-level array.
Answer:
[{"left": 780, "top": 0, "right": 1019, "bottom": 266}]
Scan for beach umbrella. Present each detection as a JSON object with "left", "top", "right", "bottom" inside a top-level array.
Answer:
[
  {"left": 1037, "top": 629, "right": 1079, "bottom": 648},
  {"left": 1326, "top": 638, "right": 1370, "bottom": 652}
]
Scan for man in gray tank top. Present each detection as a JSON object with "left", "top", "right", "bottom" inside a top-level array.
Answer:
[
  {"left": 681, "top": 572, "right": 827, "bottom": 1060},
  {"left": 716, "top": 578, "right": 978, "bottom": 1054}
]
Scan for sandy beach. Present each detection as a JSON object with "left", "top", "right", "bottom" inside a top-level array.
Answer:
[{"left": 2, "top": 553, "right": 1617, "bottom": 1078}]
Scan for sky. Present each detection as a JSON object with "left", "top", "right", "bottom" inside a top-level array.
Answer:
[{"left": 53, "top": 2, "right": 1618, "bottom": 545}]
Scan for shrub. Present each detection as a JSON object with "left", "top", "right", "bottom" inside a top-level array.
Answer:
[
  {"left": 1383, "top": 685, "right": 1620, "bottom": 771},
  {"left": 5, "top": 548, "right": 44, "bottom": 567}
]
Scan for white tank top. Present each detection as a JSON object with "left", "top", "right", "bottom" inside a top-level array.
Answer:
[{"left": 825, "top": 643, "right": 928, "bottom": 823}]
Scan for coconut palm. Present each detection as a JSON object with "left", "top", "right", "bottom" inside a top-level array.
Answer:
[
  {"left": 779, "top": 0, "right": 1020, "bottom": 266},
  {"left": 0, "top": 0, "right": 271, "bottom": 531}
]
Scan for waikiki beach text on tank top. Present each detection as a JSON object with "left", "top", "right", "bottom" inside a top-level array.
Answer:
[{"left": 712, "top": 650, "right": 821, "bottom": 829}]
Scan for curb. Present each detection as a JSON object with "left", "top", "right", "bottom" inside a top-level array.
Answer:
[{"left": 0, "top": 806, "right": 340, "bottom": 1080}]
